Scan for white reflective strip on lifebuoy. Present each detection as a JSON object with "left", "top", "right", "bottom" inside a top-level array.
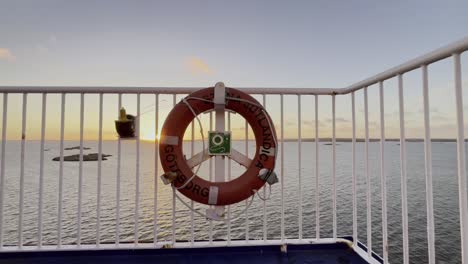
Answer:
[
  {"left": 161, "top": 135, "right": 179, "bottom": 145},
  {"left": 260, "top": 146, "right": 275, "bottom": 156},
  {"left": 208, "top": 186, "right": 219, "bottom": 205}
]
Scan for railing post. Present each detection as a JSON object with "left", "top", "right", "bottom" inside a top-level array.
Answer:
[
  {"left": 244, "top": 116, "right": 249, "bottom": 241},
  {"left": 18, "top": 93, "right": 27, "bottom": 248},
  {"left": 315, "top": 95, "right": 320, "bottom": 241},
  {"left": 422, "top": 65, "right": 435, "bottom": 264},
  {"left": 364, "top": 87, "right": 371, "bottom": 257},
  {"left": 351, "top": 92, "right": 357, "bottom": 247},
  {"left": 280, "top": 94, "right": 285, "bottom": 241},
  {"left": 58, "top": 93, "right": 65, "bottom": 247},
  {"left": 398, "top": 74, "right": 409, "bottom": 264},
  {"left": 153, "top": 93, "right": 159, "bottom": 246},
  {"left": 116, "top": 93, "right": 122, "bottom": 245},
  {"left": 0, "top": 93, "right": 7, "bottom": 248},
  {"left": 190, "top": 118, "right": 195, "bottom": 245},
  {"left": 379, "top": 82, "right": 389, "bottom": 263},
  {"left": 134, "top": 93, "right": 141, "bottom": 245},
  {"left": 38, "top": 93, "right": 47, "bottom": 248},
  {"left": 262, "top": 94, "right": 267, "bottom": 242},
  {"left": 96, "top": 93, "right": 103, "bottom": 246},
  {"left": 227, "top": 112, "right": 232, "bottom": 244},
  {"left": 171, "top": 94, "right": 176, "bottom": 245},
  {"left": 209, "top": 111, "right": 214, "bottom": 243},
  {"left": 298, "top": 95, "right": 303, "bottom": 240},
  {"left": 332, "top": 95, "right": 337, "bottom": 240},
  {"left": 454, "top": 53, "right": 468, "bottom": 264},
  {"left": 77, "top": 93, "right": 84, "bottom": 247}
]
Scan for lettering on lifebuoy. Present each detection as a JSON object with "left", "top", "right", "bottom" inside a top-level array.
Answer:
[
  {"left": 164, "top": 144, "right": 209, "bottom": 198},
  {"left": 237, "top": 100, "right": 275, "bottom": 170}
]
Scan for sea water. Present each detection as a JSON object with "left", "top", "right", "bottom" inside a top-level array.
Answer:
[{"left": 0, "top": 140, "right": 464, "bottom": 263}]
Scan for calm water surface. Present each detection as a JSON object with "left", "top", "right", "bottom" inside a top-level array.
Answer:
[{"left": 1, "top": 140, "right": 465, "bottom": 263}]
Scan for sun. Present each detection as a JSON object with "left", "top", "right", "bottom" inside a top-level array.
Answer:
[
  {"left": 141, "top": 130, "right": 159, "bottom": 141},
  {"left": 139, "top": 119, "right": 159, "bottom": 141}
]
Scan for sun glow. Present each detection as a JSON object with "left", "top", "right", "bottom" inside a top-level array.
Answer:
[
  {"left": 139, "top": 119, "right": 159, "bottom": 141},
  {"left": 142, "top": 131, "right": 158, "bottom": 141}
]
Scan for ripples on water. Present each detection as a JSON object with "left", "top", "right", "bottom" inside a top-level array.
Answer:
[{"left": 1, "top": 140, "right": 464, "bottom": 263}]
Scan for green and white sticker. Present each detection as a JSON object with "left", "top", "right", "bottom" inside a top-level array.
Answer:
[{"left": 208, "top": 131, "right": 231, "bottom": 155}]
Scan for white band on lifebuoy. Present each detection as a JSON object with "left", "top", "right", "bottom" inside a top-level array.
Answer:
[
  {"left": 160, "top": 135, "right": 179, "bottom": 145},
  {"left": 208, "top": 186, "right": 219, "bottom": 205}
]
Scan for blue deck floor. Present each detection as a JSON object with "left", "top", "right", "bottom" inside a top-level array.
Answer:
[{"left": 0, "top": 241, "right": 372, "bottom": 264}]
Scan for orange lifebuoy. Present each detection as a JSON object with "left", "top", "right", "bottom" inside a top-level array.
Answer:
[{"left": 159, "top": 87, "right": 277, "bottom": 206}]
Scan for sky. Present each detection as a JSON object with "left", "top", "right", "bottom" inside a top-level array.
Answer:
[{"left": 0, "top": 0, "right": 468, "bottom": 140}]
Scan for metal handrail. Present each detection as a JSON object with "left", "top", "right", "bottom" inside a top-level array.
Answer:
[
  {"left": 342, "top": 36, "right": 468, "bottom": 93},
  {"left": 0, "top": 86, "right": 341, "bottom": 95}
]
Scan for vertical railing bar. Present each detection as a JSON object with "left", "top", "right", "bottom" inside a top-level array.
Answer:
[
  {"left": 364, "top": 87, "right": 372, "bottom": 256},
  {"left": 116, "top": 94, "right": 122, "bottom": 245},
  {"left": 315, "top": 95, "right": 320, "bottom": 240},
  {"left": 351, "top": 92, "right": 357, "bottom": 247},
  {"left": 172, "top": 94, "right": 176, "bottom": 244},
  {"left": 190, "top": 119, "right": 195, "bottom": 246},
  {"left": 227, "top": 112, "right": 232, "bottom": 245},
  {"left": 209, "top": 111, "right": 213, "bottom": 244},
  {"left": 280, "top": 94, "right": 285, "bottom": 241},
  {"left": 58, "top": 93, "right": 65, "bottom": 247},
  {"left": 398, "top": 74, "right": 409, "bottom": 264},
  {"left": 332, "top": 95, "right": 337, "bottom": 240},
  {"left": 422, "top": 65, "right": 435, "bottom": 264},
  {"left": 0, "top": 93, "right": 7, "bottom": 248},
  {"left": 379, "top": 82, "right": 389, "bottom": 263},
  {"left": 57, "top": 93, "right": 66, "bottom": 248},
  {"left": 135, "top": 93, "right": 141, "bottom": 245},
  {"left": 38, "top": 93, "right": 47, "bottom": 248},
  {"left": 262, "top": 94, "right": 267, "bottom": 242},
  {"left": 298, "top": 95, "right": 303, "bottom": 240},
  {"left": 153, "top": 94, "right": 159, "bottom": 246},
  {"left": 96, "top": 93, "right": 103, "bottom": 246},
  {"left": 18, "top": 93, "right": 27, "bottom": 248},
  {"left": 245, "top": 118, "right": 249, "bottom": 241},
  {"left": 454, "top": 53, "right": 468, "bottom": 264},
  {"left": 77, "top": 93, "right": 84, "bottom": 246}
]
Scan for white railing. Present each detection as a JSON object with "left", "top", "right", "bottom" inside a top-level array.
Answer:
[{"left": 0, "top": 36, "right": 466, "bottom": 264}]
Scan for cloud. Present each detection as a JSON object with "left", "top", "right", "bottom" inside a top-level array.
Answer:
[
  {"left": 0, "top": 48, "right": 15, "bottom": 61},
  {"left": 187, "top": 57, "right": 214, "bottom": 75}
]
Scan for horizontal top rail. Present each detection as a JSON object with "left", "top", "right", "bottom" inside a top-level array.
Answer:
[
  {"left": 342, "top": 36, "right": 468, "bottom": 93},
  {"left": 0, "top": 86, "right": 340, "bottom": 95}
]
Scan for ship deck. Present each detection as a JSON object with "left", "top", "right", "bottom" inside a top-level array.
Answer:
[{"left": 0, "top": 240, "right": 377, "bottom": 264}]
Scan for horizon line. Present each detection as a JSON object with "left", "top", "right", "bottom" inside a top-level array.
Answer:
[{"left": 3, "top": 138, "right": 466, "bottom": 142}]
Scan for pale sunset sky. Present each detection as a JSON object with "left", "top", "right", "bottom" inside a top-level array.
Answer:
[{"left": 0, "top": 0, "right": 468, "bottom": 140}]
